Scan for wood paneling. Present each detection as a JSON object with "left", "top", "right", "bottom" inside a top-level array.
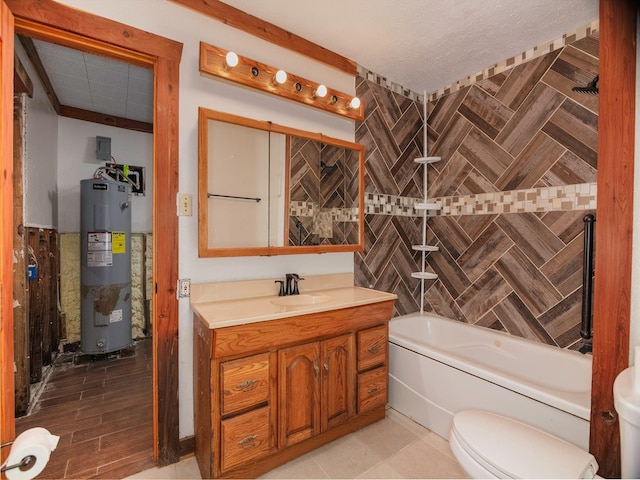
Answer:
[
  {"left": 590, "top": 0, "right": 636, "bottom": 476},
  {"left": 13, "top": 93, "right": 28, "bottom": 416},
  {"left": 26, "top": 228, "right": 58, "bottom": 383}
]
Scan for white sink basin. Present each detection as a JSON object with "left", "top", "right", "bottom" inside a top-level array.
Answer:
[{"left": 271, "top": 294, "right": 333, "bottom": 307}]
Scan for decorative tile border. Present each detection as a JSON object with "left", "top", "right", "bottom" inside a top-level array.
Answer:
[
  {"left": 429, "top": 19, "right": 599, "bottom": 102},
  {"left": 365, "top": 183, "right": 597, "bottom": 217},
  {"left": 290, "top": 201, "right": 359, "bottom": 222},
  {"left": 357, "top": 19, "right": 599, "bottom": 104},
  {"left": 356, "top": 66, "right": 423, "bottom": 103},
  {"left": 363, "top": 193, "right": 418, "bottom": 215}
]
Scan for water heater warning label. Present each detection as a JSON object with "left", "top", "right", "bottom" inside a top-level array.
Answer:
[
  {"left": 87, "top": 232, "right": 112, "bottom": 267},
  {"left": 112, "top": 232, "right": 126, "bottom": 254}
]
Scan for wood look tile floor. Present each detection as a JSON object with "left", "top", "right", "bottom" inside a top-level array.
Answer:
[
  {"left": 15, "top": 338, "right": 154, "bottom": 479},
  {"left": 127, "top": 408, "right": 468, "bottom": 480}
]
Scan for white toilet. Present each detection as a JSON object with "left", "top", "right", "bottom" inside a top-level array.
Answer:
[
  {"left": 449, "top": 410, "right": 599, "bottom": 479},
  {"left": 451, "top": 365, "right": 640, "bottom": 479},
  {"left": 613, "top": 365, "right": 640, "bottom": 479}
]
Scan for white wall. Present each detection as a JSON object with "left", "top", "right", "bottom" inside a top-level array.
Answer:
[
  {"left": 57, "top": 117, "right": 153, "bottom": 233},
  {"left": 57, "top": 0, "right": 357, "bottom": 438},
  {"left": 15, "top": 37, "right": 59, "bottom": 229}
]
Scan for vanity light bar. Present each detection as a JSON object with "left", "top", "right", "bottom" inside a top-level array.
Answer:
[{"left": 199, "top": 42, "right": 364, "bottom": 121}]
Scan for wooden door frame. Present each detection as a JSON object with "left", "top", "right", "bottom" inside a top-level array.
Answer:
[
  {"left": 3, "top": 0, "right": 183, "bottom": 465},
  {"left": 0, "top": 0, "right": 15, "bottom": 461},
  {"left": 590, "top": 0, "right": 637, "bottom": 477}
]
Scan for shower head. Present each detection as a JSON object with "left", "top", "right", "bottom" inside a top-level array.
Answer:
[
  {"left": 320, "top": 161, "right": 338, "bottom": 176},
  {"left": 572, "top": 75, "right": 599, "bottom": 95}
]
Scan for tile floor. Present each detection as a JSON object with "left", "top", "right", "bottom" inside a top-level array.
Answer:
[
  {"left": 126, "top": 408, "right": 468, "bottom": 479},
  {"left": 15, "top": 338, "right": 154, "bottom": 479}
]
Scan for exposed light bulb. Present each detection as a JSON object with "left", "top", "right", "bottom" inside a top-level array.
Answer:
[
  {"left": 314, "top": 84, "right": 328, "bottom": 98},
  {"left": 274, "top": 69, "right": 287, "bottom": 84},
  {"left": 349, "top": 97, "right": 361, "bottom": 109},
  {"left": 225, "top": 51, "right": 239, "bottom": 68}
]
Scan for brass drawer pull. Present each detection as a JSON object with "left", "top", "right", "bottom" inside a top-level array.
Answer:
[
  {"left": 368, "top": 386, "right": 380, "bottom": 394},
  {"left": 368, "top": 344, "right": 380, "bottom": 354},
  {"left": 237, "top": 434, "right": 258, "bottom": 449},
  {"left": 236, "top": 379, "right": 258, "bottom": 392}
]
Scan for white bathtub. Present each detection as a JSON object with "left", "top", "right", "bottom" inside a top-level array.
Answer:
[{"left": 388, "top": 312, "right": 592, "bottom": 450}]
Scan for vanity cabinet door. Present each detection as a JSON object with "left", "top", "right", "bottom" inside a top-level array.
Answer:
[
  {"left": 321, "top": 334, "right": 355, "bottom": 431},
  {"left": 278, "top": 342, "right": 321, "bottom": 448}
]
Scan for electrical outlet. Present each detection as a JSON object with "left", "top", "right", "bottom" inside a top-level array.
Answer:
[
  {"left": 178, "top": 278, "right": 191, "bottom": 298},
  {"left": 179, "top": 193, "right": 192, "bottom": 216}
]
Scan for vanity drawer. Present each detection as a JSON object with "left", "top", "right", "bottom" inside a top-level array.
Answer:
[
  {"left": 220, "top": 406, "right": 270, "bottom": 472},
  {"left": 357, "top": 325, "right": 387, "bottom": 371},
  {"left": 357, "top": 365, "right": 387, "bottom": 413},
  {"left": 220, "top": 353, "right": 270, "bottom": 416}
]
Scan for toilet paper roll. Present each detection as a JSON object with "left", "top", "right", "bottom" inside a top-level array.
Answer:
[{"left": 2, "top": 427, "right": 59, "bottom": 480}]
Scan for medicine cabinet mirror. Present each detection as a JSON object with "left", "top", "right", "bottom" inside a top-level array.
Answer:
[{"left": 198, "top": 108, "right": 365, "bottom": 257}]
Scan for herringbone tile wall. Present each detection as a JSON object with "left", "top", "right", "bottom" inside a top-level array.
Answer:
[
  {"left": 355, "top": 33, "right": 599, "bottom": 349},
  {"left": 289, "top": 137, "right": 360, "bottom": 246}
]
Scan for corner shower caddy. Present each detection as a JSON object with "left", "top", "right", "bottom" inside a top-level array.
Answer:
[{"left": 412, "top": 91, "right": 441, "bottom": 313}]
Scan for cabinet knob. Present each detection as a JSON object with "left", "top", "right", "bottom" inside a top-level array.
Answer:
[
  {"left": 368, "top": 386, "right": 380, "bottom": 395},
  {"left": 368, "top": 344, "right": 380, "bottom": 354},
  {"left": 313, "top": 358, "right": 320, "bottom": 377},
  {"left": 237, "top": 434, "right": 258, "bottom": 450},
  {"left": 236, "top": 379, "right": 258, "bottom": 392}
]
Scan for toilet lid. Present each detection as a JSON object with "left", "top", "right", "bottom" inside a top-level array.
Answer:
[{"left": 452, "top": 410, "right": 598, "bottom": 479}]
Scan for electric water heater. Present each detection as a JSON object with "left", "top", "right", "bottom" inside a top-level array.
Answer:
[{"left": 80, "top": 178, "right": 132, "bottom": 354}]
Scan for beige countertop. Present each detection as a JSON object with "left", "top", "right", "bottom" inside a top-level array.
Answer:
[{"left": 190, "top": 274, "right": 397, "bottom": 329}]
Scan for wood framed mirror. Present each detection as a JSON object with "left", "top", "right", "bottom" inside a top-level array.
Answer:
[{"left": 198, "top": 108, "right": 365, "bottom": 257}]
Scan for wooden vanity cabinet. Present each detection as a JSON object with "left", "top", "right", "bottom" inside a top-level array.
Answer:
[
  {"left": 278, "top": 334, "right": 355, "bottom": 448},
  {"left": 193, "top": 300, "right": 394, "bottom": 479}
]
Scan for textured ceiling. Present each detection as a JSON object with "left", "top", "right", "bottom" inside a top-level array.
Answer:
[
  {"left": 221, "top": 0, "right": 599, "bottom": 94},
  {"left": 28, "top": 1, "right": 598, "bottom": 125}
]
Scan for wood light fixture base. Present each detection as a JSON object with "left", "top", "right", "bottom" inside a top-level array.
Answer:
[{"left": 199, "top": 42, "right": 364, "bottom": 121}]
